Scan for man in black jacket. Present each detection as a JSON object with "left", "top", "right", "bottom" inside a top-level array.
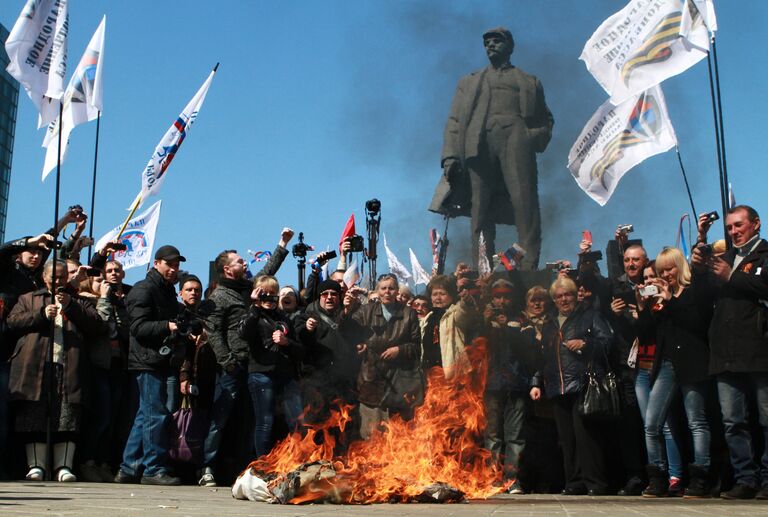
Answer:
[
  {"left": 693, "top": 205, "right": 768, "bottom": 500},
  {"left": 198, "top": 228, "right": 292, "bottom": 487},
  {"left": 115, "top": 245, "right": 187, "bottom": 486}
]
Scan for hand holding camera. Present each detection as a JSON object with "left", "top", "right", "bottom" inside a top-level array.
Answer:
[
  {"left": 27, "top": 233, "right": 54, "bottom": 250},
  {"left": 697, "top": 211, "right": 719, "bottom": 242}
]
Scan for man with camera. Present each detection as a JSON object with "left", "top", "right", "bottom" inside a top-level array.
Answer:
[
  {"left": 605, "top": 227, "right": 649, "bottom": 496},
  {"left": 693, "top": 206, "right": 768, "bottom": 500},
  {"left": 198, "top": 228, "right": 294, "bottom": 487},
  {"left": 115, "top": 245, "right": 189, "bottom": 486}
]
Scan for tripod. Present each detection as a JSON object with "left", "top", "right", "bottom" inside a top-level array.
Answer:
[{"left": 365, "top": 199, "right": 381, "bottom": 291}]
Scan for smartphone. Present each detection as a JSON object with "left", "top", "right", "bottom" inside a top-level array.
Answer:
[{"left": 582, "top": 230, "right": 593, "bottom": 246}]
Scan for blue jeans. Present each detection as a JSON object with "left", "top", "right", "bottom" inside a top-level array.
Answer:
[
  {"left": 484, "top": 391, "right": 527, "bottom": 480},
  {"left": 166, "top": 373, "right": 179, "bottom": 413},
  {"left": 202, "top": 366, "right": 247, "bottom": 468},
  {"left": 120, "top": 371, "right": 173, "bottom": 477},
  {"left": 717, "top": 372, "right": 768, "bottom": 488},
  {"left": 645, "top": 360, "right": 710, "bottom": 470},
  {"left": 247, "top": 372, "right": 302, "bottom": 458},
  {"left": 636, "top": 367, "right": 683, "bottom": 477}
]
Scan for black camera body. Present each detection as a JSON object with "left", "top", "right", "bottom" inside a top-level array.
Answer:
[
  {"left": 258, "top": 293, "right": 279, "bottom": 303},
  {"left": 705, "top": 211, "right": 720, "bottom": 223},
  {"left": 346, "top": 234, "right": 365, "bottom": 252},
  {"left": 175, "top": 309, "right": 205, "bottom": 338}
]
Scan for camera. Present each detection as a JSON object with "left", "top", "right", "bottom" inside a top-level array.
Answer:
[
  {"left": 704, "top": 211, "right": 720, "bottom": 223},
  {"left": 639, "top": 284, "right": 659, "bottom": 297},
  {"left": 86, "top": 267, "right": 102, "bottom": 277},
  {"left": 365, "top": 198, "right": 381, "bottom": 214},
  {"left": 345, "top": 235, "right": 365, "bottom": 253},
  {"left": 175, "top": 309, "right": 205, "bottom": 338},
  {"left": 698, "top": 243, "right": 713, "bottom": 255},
  {"left": 617, "top": 224, "right": 634, "bottom": 236},
  {"left": 258, "top": 293, "right": 279, "bottom": 303},
  {"left": 291, "top": 232, "right": 313, "bottom": 259},
  {"left": 109, "top": 242, "right": 128, "bottom": 252},
  {"left": 55, "top": 286, "right": 66, "bottom": 294}
]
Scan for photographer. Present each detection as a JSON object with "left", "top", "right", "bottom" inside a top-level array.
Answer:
[
  {"left": 692, "top": 206, "right": 768, "bottom": 500},
  {"left": 198, "top": 227, "right": 293, "bottom": 487},
  {"left": 238, "top": 275, "right": 303, "bottom": 457},
  {"left": 177, "top": 274, "right": 216, "bottom": 412},
  {"left": 115, "top": 245, "right": 189, "bottom": 486}
]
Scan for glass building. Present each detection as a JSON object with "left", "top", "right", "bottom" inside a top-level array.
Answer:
[{"left": 0, "top": 24, "right": 19, "bottom": 243}]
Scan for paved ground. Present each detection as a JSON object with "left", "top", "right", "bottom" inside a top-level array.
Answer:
[{"left": 0, "top": 482, "right": 765, "bottom": 516}]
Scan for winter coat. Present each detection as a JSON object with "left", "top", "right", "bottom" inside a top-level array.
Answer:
[
  {"left": 126, "top": 269, "right": 183, "bottom": 371},
  {"left": 296, "top": 301, "right": 358, "bottom": 384},
  {"left": 485, "top": 319, "right": 538, "bottom": 393},
  {"left": 419, "top": 299, "right": 481, "bottom": 380},
  {"left": 708, "top": 240, "right": 768, "bottom": 374},
  {"left": 7, "top": 288, "right": 105, "bottom": 404},
  {"left": 532, "top": 305, "right": 614, "bottom": 399},
  {"left": 0, "top": 235, "right": 51, "bottom": 361},
  {"left": 345, "top": 302, "right": 420, "bottom": 408},
  {"left": 238, "top": 305, "right": 303, "bottom": 375},
  {"left": 639, "top": 277, "right": 715, "bottom": 385}
]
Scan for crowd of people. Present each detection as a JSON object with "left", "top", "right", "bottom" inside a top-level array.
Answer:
[{"left": 0, "top": 204, "right": 767, "bottom": 501}]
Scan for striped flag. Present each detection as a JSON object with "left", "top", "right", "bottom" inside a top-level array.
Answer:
[
  {"left": 139, "top": 65, "right": 217, "bottom": 207},
  {"left": 581, "top": 0, "right": 716, "bottom": 105}
]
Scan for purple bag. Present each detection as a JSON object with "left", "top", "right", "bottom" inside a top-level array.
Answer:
[{"left": 168, "top": 397, "right": 208, "bottom": 464}]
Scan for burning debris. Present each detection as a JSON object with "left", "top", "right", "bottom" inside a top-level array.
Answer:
[{"left": 232, "top": 340, "right": 505, "bottom": 504}]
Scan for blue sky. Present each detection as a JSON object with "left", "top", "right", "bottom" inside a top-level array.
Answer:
[{"left": 2, "top": 1, "right": 766, "bottom": 288}]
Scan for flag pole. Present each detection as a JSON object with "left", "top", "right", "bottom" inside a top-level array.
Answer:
[
  {"left": 87, "top": 112, "right": 101, "bottom": 261},
  {"left": 711, "top": 37, "right": 730, "bottom": 204},
  {"left": 116, "top": 194, "right": 143, "bottom": 240},
  {"left": 47, "top": 100, "right": 64, "bottom": 481},
  {"left": 706, "top": 40, "right": 728, "bottom": 241},
  {"left": 674, "top": 146, "right": 697, "bottom": 218}
]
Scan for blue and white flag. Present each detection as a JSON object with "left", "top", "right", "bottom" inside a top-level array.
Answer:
[
  {"left": 5, "top": 0, "right": 69, "bottom": 128},
  {"left": 95, "top": 200, "right": 162, "bottom": 270},
  {"left": 139, "top": 65, "right": 217, "bottom": 207},
  {"left": 42, "top": 16, "right": 105, "bottom": 180}
]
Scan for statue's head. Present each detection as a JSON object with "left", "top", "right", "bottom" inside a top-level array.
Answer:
[{"left": 483, "top": 27, "right": 514, "bottom": 64}]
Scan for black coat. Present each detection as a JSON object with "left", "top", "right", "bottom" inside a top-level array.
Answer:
[
  {"left": 708, "top": 240, "right": 768, "bottom": 375},
  {"left": 126, "top": 269, "right": 183, "bottom": 371},
  {"left": 640, "top": 277, "right": 714, "bottom": 385},
  {"left": 533, "top": 304, "right": 614, "bottom": 399},
  {"left": 296, "top": 301, "right": 358, "bottom": 384},
  {"left": 238, "top": 305, "right": 303, "bottom": 375}
]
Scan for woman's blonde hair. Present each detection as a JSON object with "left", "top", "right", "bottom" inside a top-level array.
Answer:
[
  {"left": 655, "top": 247, "right": 691, "bottom": 287},
  {"left": 549, "top": 277, "right": 577, "bottom": 298},
  {"left": 253, "top": 274, "right": 279, "bottom": 292}
]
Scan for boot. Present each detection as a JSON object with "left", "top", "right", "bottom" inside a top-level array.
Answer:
[
  {"left": 25, "top": 443, "right": 47, "bottom": 481},
  {"left": 683, "top": 464, "right": 710, "bottom": 498},
  {"left": 642, "top": 465, "right": 669, "bottom": 497},
  {"left": 54, "top": 442, "right": 77, "bottom": 482}
]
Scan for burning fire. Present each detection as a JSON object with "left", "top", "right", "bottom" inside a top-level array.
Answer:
[{"left": 241, "top": 338, "right": 505, "bottom": 504}]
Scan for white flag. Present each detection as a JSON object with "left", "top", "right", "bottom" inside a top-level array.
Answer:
[
  {"left": 383, "top": 234, "right": 412, "bottom": 286},
  {"left": 478, "top": 232, "right": 491, "bottom": 276},
  {"left": 95, "top": 200, "right": 162, "bottom": 271},
  {"left": 568, "top": 85, "right": 677, "bottom": 206},
  {"left": 139, "top": 66, "right": 217, "bottom": 207},
  {"left": 581, "top": 0, "right": 716, "bottom": 105},
  {"left": 409, "top": 248, "right": 431, "bottom": 286},
  {"left": 5, "top": 0, "right": 69, "bottom": 128},
  {"left": 42, "top": 16, "right": 105, "bottom": 180},
  {"left": 343, "top": 260, "right": 361, "bottom": 289}
]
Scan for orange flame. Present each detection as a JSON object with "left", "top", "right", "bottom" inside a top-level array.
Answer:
[{"left": 244, "top": 338, "right": 504, "bottom": 503}]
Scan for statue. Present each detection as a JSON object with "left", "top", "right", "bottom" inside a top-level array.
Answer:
[{"left": 429, "top": 27, "right": 554, "bottom": 271}]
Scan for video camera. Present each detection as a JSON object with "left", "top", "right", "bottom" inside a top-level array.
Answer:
[
  {"left": 175, "top": 308, "right": 205, "bottom": 338},
  {"left": 291, "top": 232, "right": 313, "bottom": 259}
]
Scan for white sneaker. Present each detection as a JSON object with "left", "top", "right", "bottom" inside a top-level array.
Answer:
[
  {"left": 198, "top": 467, "right": 216, "bottom": 487},
  {"left": 26, "top": 467, "right": 45, "bottom": 481},
  {"left": 57, "top": 467, "right": 77, "bottom": 482}
]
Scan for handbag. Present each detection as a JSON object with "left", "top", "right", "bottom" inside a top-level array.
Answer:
[
  {"left": 380, "top": 366, "right": 426, "bottom": 410},
  {"left": 169, "top": 395, "right": 209, "bottom": 464},
  {"left": 577, "top": 348, "right": 621, "bottom": 420}
]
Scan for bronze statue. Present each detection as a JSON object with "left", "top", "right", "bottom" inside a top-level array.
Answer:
[{"left": 430, "top": 27, "right": 554, "bottom": 271}]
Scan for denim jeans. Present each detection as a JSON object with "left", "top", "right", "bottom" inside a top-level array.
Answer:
[
  {"left": 484, "top": 390, "right": 527, "bottom": 480},
  {"left": 247, "top": 372, "right": 302, "bottom": 458},
  {"left": 202, "top": 366, "right": 247, "bottom": 468},
  {"left": 166, "top": 373, "right": 179, "bottom": 414},
  {"left": 717, "top": 372, "right": 768, "bottom": 488},
  {"left": 120, "top": 371, "right": 173, "bottom": 477},
  {"left": 645, "top": 360, "right": 710, "bottom": 470},
  {"left": 636, "top": 367, "right": 683, "bottom": 477}
]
